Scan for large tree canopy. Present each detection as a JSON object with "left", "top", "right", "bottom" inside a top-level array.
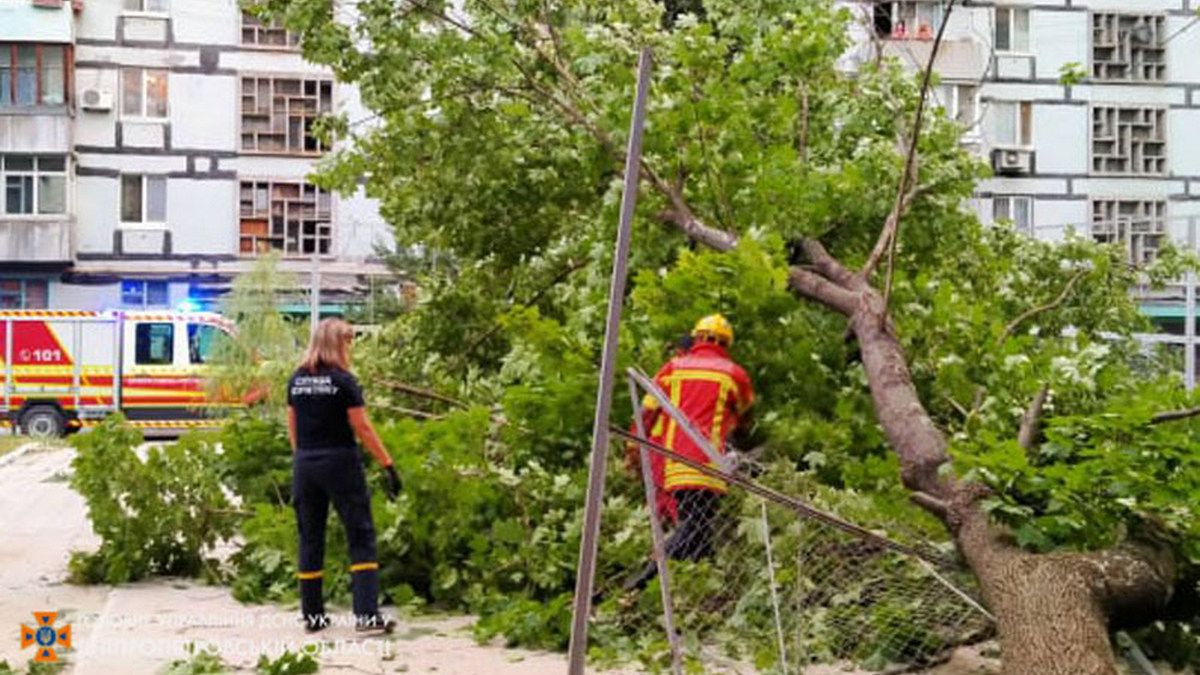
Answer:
[{"left": 252, "top": 0, "right": 1200, "bottom": 670}]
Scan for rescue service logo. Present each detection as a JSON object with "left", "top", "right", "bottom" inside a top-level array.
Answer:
[{"left": 19, "top": 612, "right": 71, "bottom": 663}]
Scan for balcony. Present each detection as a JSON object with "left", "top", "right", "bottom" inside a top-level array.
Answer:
[
  {"left": 0, "top": 218, "right": 72, "bottom": 264},
  {"left": 880, "top": 39, "right": 987, "bottom": 81},
  {"left": 0, "top": 113, "right": 71, "bottom": 154}
]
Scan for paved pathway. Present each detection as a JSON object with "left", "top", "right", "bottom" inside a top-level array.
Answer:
[{"left": 0, "top": 444, "right": 625, "bottom": 674}]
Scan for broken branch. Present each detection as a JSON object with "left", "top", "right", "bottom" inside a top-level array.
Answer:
[
  {"left": 1149, "top": 406, "right": 1200, "bottom": 425},
  {"left": 1017, "top": 384, "right": 1050, "bottom": 452},
  {"left": 861, "top": 0, "right": 958, "bottom": 284},
  {"left": 1000, "top": 268, "right": 1087, "bottom": 343}
]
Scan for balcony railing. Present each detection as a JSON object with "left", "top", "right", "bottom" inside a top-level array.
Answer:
[{"left": 0, "top": 218, "right": 71, "bottom": 263}]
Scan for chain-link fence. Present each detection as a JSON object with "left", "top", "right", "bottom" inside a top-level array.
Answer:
[{"left": 595, "top": 426, "right": 994, "bottom": 674}]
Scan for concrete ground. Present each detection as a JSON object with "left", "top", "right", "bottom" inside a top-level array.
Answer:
[{"left": 0, "top": 443, "right": 627, "bottom": 674}]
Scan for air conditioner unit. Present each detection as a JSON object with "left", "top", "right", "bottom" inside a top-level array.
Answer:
[
  {"left": 80, "top": 88, "right": 113, "bottom": 112},
  {"left": 992, "top": 147, "right": 1034, "bottom": 176}
]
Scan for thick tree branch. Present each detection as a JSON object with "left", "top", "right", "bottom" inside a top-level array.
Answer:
[
  {"left": 786, "top": 266, "right": 861, "bottom": 316},
  {"left": 1017, "top": 384, "right": 1050, "bottom": 452},
  {"left": 801, "top": 238, "right": 863, "bottom": 290},
  {"left": 1000, "top": 269, "right": 1087, "bottom": 343}
]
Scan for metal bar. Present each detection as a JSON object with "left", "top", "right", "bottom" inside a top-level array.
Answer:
[
  {"left": 113, "top": 313, "right": 124, "bottom": 412},
  {"left": 566, "top": 47, "right": 654, "bottom": 675},
  {"left": 609, "top": 425, "right": 951, "bottom": 567},
  {"left": 310, "top": 249, "right": 321, "bottom": 334},
  {"left": 628, "top": 367, "right": 730, "bottom": 470},
  {"left": 761, "top": 501, "right": 789, "bottom": 674},
  {"left": 628, "top": 377, "right": 683, "bottom": 675},
  {"left": 1185, "top": 217, "right": 1196, "bottom": 391}
]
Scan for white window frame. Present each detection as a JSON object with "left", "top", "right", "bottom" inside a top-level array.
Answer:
[
  {"left": 119, "top": 174, "right": 167, "bottom": 229},
  {"left": 1, "top": 154, "right": 67, "bottom": 217},
  {"left": 993, "top": 195, "right": 1033, "bottom": 234},
  {"left": 933, "top": 83, "right": 981, "bottom": 137},
  {"left": 994, "top": 6, "right": 1031, "bottom": 54},
  {"left": 890, "top": 1, "right": 945, "bottom": 37},
  {"left": 122, "top": 0, "right": 169, "bottom": 15},
  {"left": 992, "top": 100, "right": 1033, "bottom": 149},
  {"left": 120, "top": 67, "right": 169, "bottom": 121}
]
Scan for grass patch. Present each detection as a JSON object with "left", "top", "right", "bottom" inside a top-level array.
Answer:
[{"left": 0, "top": 435, "right": 30, "bottom": 457}]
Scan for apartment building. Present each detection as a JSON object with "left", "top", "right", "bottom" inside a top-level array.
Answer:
[
  {"left": 840, "top": 1, "right": 1200, "bottom": 275},
  {"left": 0, "top": 0, "right": 393, "bottom": 312}
]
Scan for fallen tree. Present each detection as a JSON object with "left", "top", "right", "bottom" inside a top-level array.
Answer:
[{"left": 252, "top": 0, "right": 1200, "bottom": 670}]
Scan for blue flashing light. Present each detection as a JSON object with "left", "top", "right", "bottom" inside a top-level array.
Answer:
[{"left": 176, "top": 299, "right": 202, "bottom": 313}]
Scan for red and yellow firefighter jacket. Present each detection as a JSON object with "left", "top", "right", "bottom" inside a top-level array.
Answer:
[{"left": 645, "top": 342, "right": 753, "bottom": 494}]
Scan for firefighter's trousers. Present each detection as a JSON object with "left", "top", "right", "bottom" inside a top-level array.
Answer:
[
  {"left": 293, "top": 447, "right": 380, "bottom": 624},
  {"left": 624, "top": 488, "right": 721, "bottom": 592}
]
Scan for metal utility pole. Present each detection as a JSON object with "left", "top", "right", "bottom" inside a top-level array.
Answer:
[
  {"left": 567, "top": 47, "right": 653, "bottom": 675},
  {"left": 310, "top": 253, "right": 321, "bottom": 334},
  {"left": 1187, "top": 217, "right": 1196, "bottom": 391}
]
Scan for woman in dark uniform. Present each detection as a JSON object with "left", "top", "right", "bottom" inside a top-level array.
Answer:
[{"left": 287, "top": 318, "right": 401, "bottom": 633}]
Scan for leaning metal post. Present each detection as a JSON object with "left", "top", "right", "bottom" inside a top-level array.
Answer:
[
  {"left": 567, "top": 47, "right": 654, "bottom": 675},
  {"left": 628, "top": 367, "right": 728, "bottom": 468},
  {"left": 1186, "top": 216, "right": 1196, "bottom": 391},
  {"left": 628, "top": 377, "right": 684, "bottom": 675}
]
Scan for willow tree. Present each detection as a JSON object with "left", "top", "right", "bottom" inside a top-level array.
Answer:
[{"left": 253, "top": 0, "right": 1200, "bottom": 671}]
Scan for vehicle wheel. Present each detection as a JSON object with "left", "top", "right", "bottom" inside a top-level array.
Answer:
[{"left": 20, "top": 406, "right": 65, "bottom": 439}]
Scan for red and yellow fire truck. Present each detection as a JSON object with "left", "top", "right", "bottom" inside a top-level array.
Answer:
[{"left": 1, "top": 310, "right": 236, "bottom": 437}]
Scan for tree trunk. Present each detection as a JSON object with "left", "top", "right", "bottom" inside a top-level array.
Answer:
[
  {"left": 840, "top": 283, "right": 1177, "bottom": 674},
  {"left": 982, "top": 552, "right": 1120, "bottom": 675},
  {"left": 661, "top": 219, "right": 1181, "bottom": 671}
]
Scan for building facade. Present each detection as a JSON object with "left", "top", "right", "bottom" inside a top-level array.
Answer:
[
  {"left": 0, "top": 0, "right": 393, "bottom": 312},
  {"left": 840, "top": 0, "right": 1200, "bottom": 274}
]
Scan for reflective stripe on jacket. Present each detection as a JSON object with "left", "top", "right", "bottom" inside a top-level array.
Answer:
[{"left": 645, "top": 342, "right": 753, "bottom": 493}]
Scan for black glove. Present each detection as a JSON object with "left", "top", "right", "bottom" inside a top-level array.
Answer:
[{"left": 384, "top": 465, "right": 402, "bottom": 501}]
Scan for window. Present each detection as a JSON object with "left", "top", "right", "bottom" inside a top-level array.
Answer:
[
  {"left": 241, "top": 12, "right": 300, "bottom": 48},
  {"left": 241, "top": 76, "right": 333, "bottom": 154},
  {"left": 993, "top": 101, "right": 1032, "bottom": 147},
  {"left": 0, "top": 279, "right": 48, "bottom": 309},
  {"left": 1092, "top": 199, "right": 1166, "bottom": 265},
  {"left": 0, "top": 44, "right": 68, "bottom": 107},
  {"left": 995, "top": 7, "right": 1030, "bottom": 52},
  {"left": 2, "top": 155, "right": 66, "bottom": 215},
  {"left": 123, "top": 0, "right": 169, "bottom": 12},
  {"left": 121, "top": 67, "right": 168, "bottom": 119},
  {"left": 239, "top": 180, "right": 332, "bottom": 256},
  {"left": 120, "top": 174, "right": 167, "bottom": 225},
  {"left": 993, "top": 196, "right": 1032, "bottom": 234},
  {"left": 134, "top": 322, "right": 174, "bottom": 365},
  {"left": 187, "top": 323, "right": 220, "bottom": 364},
  {"left": 1092, "top": 106, "right": 1165, "bottom": 175},
  {"left": 1093, "top": 13, "right": 1165, "bottom": 81},
  {"left": 122, "top": 280, "right": 169, "bottom": 308},
  {"left": 874, "top": 2, "right": 945, "bottom": 39},
  {"left": 933, "top": 84, "right": 979, "bottom": 129}
]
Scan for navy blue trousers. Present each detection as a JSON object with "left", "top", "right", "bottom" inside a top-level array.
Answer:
[{"left": 293, "top": 447, "right": 380, "bottom": 622}]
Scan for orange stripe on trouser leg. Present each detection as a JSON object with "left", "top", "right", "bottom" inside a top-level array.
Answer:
[
  {"left": 350, "top": 562, "right": 379, "bottom": 572},
  {"left": 297, "top": 570, "right": 323, "bottom": 580}
]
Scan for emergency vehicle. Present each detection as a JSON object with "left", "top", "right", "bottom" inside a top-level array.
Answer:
[{"left": 1, "top": 310, "right": 236, "bottom": 437}]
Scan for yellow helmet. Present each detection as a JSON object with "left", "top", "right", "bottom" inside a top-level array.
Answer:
[{"left": 692, "top": 314, "right": 734, "bottom": 346}]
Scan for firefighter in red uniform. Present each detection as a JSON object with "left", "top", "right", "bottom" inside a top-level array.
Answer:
[
  {"left": 624, "top": 314, "right": 753, "bottom": 591},
  {"left": 625, "top": 334, "right": 693, "bottom": 524}
]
